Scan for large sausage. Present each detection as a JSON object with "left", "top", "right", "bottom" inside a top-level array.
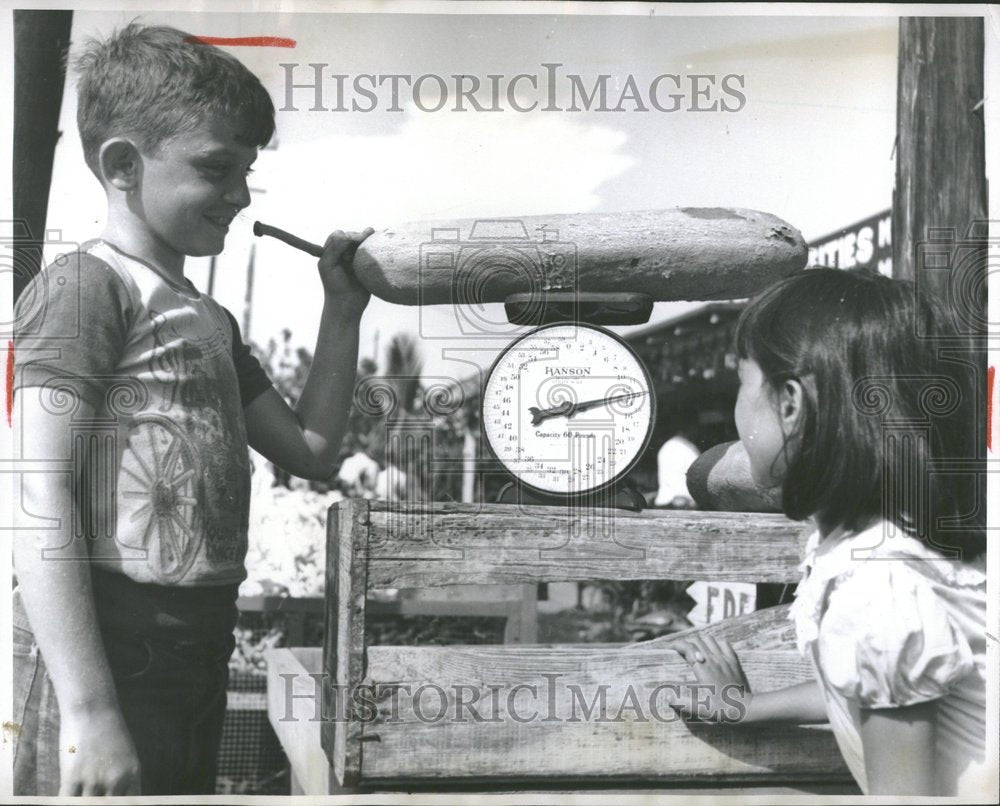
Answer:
[
  {"left": 344, "top": 208, "right": 806, "bottom": 305},
  {"left": 686, "top": 441, "right": 783, "bottom": 513},
  {"left": 255, "top": 208, "right": 806, "bottom": 305}
]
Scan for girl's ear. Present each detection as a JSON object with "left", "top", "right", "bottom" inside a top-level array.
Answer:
[
  {"left": 99, "top": 139, "right": 141, "bottom": 191},
  {"left": 780, "top": 378, "right": 804, "bottom": 434}
]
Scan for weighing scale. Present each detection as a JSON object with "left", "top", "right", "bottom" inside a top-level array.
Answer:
[{"left": 482, "top": 292, "right": 656, "bottom": 511}]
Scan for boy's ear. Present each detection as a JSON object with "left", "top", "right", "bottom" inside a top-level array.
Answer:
[
  {"left": 99, "top": 139, "right": 142, "bottom": 191},
  {"left": 780, "top": 378, "right": 804, "bottom": 433}
]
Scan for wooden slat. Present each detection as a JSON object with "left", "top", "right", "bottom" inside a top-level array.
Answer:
[
  {"left": 321, "top": 499, "right": 370, "bottom": 788},
  {"left": 359, "top": 645, "right": 849, "bottom": 783},
  {"left": 357, "top": 501, "right": 812, "bottom": 588},
  {"left": 540, "top": 608, "right": 797, "bottom": 654},
  {"left": 266, "top": 648, "right": 330, "bottom": 795},
  {"left": 640, "top": 604, "right": 798, "bottom": 652},
  {"left": 507, "top": 584, "right": 539, "bottom": 644},
  {"left": 367, "top": 599, "right": 520, "bottom": 619}
]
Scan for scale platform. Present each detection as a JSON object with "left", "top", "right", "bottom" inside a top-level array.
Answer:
[{"left": 504, "top": 291, "right": 654, "bottom": 326}]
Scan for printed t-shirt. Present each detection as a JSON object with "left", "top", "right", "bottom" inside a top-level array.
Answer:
[{"left": 14, "top": 240, "right": 272, "bottom": 594}]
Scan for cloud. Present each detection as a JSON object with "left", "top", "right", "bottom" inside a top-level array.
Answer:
[
  {"left": 246, "top": 110, "right": 635, "bottom": 367},
  {"left": 254, "top": 109, "right": 634, "bottom": 230}
]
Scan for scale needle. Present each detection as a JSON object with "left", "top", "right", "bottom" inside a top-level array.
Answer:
[{"left": 528, "top": 390, "right": 648, "bottom": 426}]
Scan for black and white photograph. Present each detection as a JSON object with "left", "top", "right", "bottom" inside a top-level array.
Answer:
[{"left": 2, "top": 1, "right": 998, "bottom": 801}]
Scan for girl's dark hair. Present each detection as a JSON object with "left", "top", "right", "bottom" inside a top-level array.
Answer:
[
  {"left": 75, "top": 23, "right": 275, "bottom": 175},
  {"left": 735, "top": 268, "right": 984, "bottom": 560}
]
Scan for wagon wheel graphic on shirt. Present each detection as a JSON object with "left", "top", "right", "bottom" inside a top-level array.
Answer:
[{"left": 119, "top": 416, "right": 204, "bottom": 583}]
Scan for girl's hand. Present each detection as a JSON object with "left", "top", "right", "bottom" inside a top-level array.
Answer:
[
  {"left": 317, "top": 228, "right": 375, "bottom": 315},
  {"left": 668, "top": 634, "right": 752, "bottom": 724}
]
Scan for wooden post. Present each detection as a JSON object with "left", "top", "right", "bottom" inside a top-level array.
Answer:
[
  {"left": 893, "top": 16, "right": 987, "bottom": 546},
  {"left": 321, "top": 499, "right": 369, "bottom": 790},
  {"left": 242, "top": 244, "right": 256, "bottom": 339},
  {"left": 461, "top": 421, "right": 477, "bottom": 503},
  {"left": 894, "top": 17, "right": 986, "bottom": 323},
  {"left": 13, "top": 9, "right": 73, "bottom": 300}
]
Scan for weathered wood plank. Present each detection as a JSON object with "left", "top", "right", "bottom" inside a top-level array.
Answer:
[
  {"left": 539, "top": 608, "right": 797, "bottom": 654},
  {"left": 267, "top": 648, "right": 330, "bottom": 795},
  {"left": 357, "top": 501, "right": 812, "bottom": 588},
  {"left": 321, "top": 499, "right": 370, "bottom": 788},
  {"left": 358, "top": 645, "right": 848, "bottom": 782},
  {"left": 639, "top": 604, "right": 797, "bottom": 652}
]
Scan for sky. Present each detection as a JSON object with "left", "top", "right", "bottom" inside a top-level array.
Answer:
[{"left": 45, "top": 8, "right": 902, "bottom": 384}]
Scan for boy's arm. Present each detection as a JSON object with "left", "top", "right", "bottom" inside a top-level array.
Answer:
[
  {"left": 14, "top": 390, "right": 141, "bottom": 795},
  {"left": 244, "top": 229, "right": 373, "bottom": 480}
]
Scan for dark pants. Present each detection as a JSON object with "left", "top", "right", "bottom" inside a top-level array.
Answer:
[{"left": 13, "top": 588, "right": 234, "bottom": 796}]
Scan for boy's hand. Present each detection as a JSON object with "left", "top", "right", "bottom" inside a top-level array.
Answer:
[
  {"left": 317, "top": 228, "right": 375, "bottom": 316},
  {"left": 666, "top": 634, "right": 752, "bottom": 724},
  {"left": 59, "top": 705, "right": 141, "bottom": 795}
]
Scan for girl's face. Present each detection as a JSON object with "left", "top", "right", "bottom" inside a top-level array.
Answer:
[{"left": 734, "top": 358, "right": 795, "bottom": 487}]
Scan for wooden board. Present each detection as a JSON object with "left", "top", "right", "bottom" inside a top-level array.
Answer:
[
  {"left": 358, "top": 501, "right": 812, "bottom": 588},
  {"left": 353, "top": 208, "right": 807, "bottom": 305},
  {"left": 641, "top": 604, "right": 798, "bottom": 652},
  {"left": 358, "top": 645, "right": 849, "bottom": 783},
  {"left": 319, "top": 501, "right": 832, "bottom": 789},
  {"left": 266, "top": 647, "right": 330, "bottom": 795},
  {"left": 322, "top": 499, "right": 369, "bottom": 788}
]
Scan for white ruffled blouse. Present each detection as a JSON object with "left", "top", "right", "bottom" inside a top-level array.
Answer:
[{"left": 788, "top": 520, "right": 988, "bottom": 796}]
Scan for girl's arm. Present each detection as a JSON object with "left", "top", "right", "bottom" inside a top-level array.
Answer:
[
  {"left": 670, "top": 633, "right": 828, "bottom": 724},
  {"left": 859, "top": 701, "right": 937, "bottom": 795},
  {"left": 742, "top": 680, "right": 828, "bottom": 723}
]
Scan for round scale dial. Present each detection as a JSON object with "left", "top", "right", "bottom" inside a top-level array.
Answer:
[{"left": 482, "top": 323, "right": 655, "bottom": 496}]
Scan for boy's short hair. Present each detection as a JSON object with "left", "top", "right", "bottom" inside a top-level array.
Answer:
[{"left": 75, "top": 23, "right": 275, "bottom": 175}]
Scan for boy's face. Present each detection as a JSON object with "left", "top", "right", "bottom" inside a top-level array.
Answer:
[{"left": 135, "top": 117, "right": 257, "bottom": 259}]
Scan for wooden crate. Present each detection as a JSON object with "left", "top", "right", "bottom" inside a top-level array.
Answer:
[
  {"left": 266, "top": 647, "right": 328, "bottom": 795},
  {"left": 320, "top": 499, "right": 855, "bottom": 791},
  {"left": 241, "top": 588, "right": 536, "bottom": 647}
]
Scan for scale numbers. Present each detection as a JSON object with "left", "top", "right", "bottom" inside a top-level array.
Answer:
[{"left": 482, "top": 323, "right": 655, "bottom": 496}]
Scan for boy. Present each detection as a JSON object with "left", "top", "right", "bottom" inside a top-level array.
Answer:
[{"left": 12, "top": 24, "right": 371, "bottom": 795}]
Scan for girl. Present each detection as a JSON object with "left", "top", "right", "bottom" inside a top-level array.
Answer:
[{"left": 671, "top": 268, "right": 988, "bottom": 796}]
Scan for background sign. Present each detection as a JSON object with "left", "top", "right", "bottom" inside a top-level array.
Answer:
[
  {"left": 686, "top": 581, "right": 757, "bottom": 627},
  {"left": 807, "top": 209, "right": 892, "bottom": 275}
]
